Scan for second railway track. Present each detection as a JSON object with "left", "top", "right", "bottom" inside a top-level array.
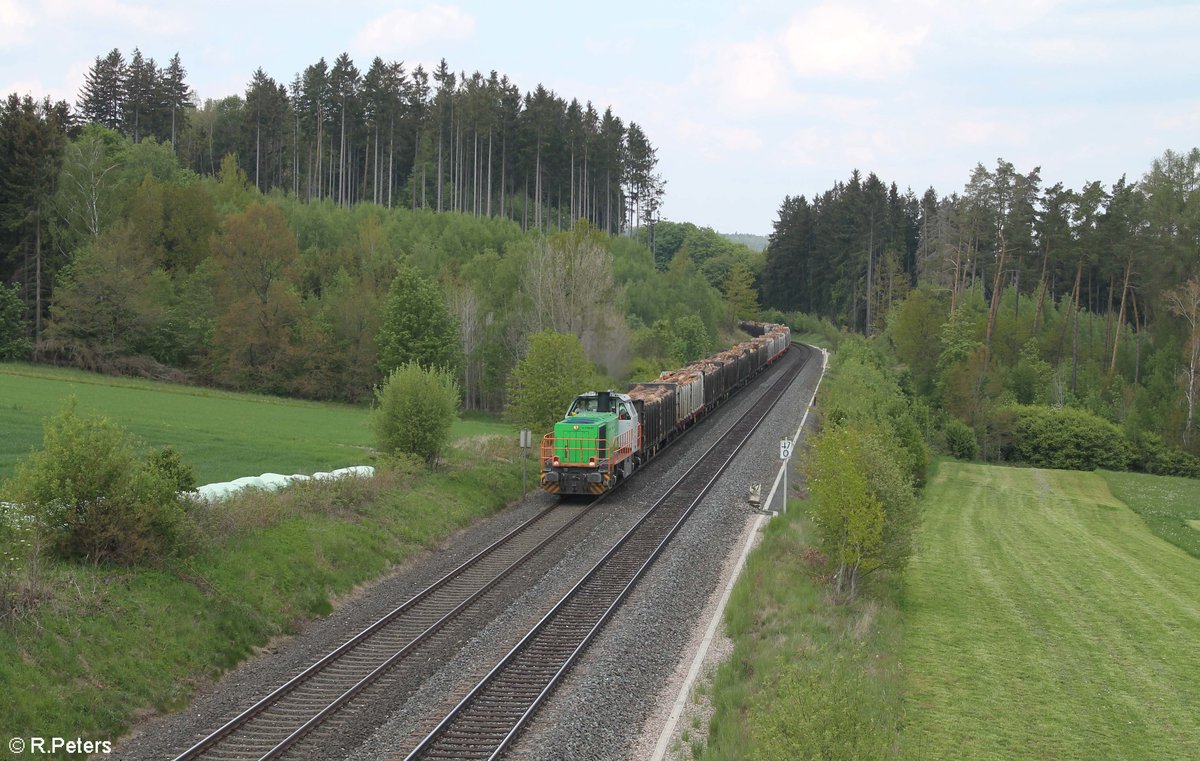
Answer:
[
  {"left": 168, "top": 343, "right": 808, "bottom": 761},
  {"left": 402, "top": 343, "right": 810, "bottom": 761},
  {"left": 174, "top": 498, "right": 599, "bottom": 761}
]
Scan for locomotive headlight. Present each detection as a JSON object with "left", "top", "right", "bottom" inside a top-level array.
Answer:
[{"left": 552, "top": 456, "right": 560, "bottom": 465}]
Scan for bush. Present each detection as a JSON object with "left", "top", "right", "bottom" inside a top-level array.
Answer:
[
  {"left": 4, "top": 399, "right": 185, "bottom": 564},
  {"left": 1000, "top": 404, "right": 1133, "bottom": 471},
  {"left": 943, "top": 418, "right": 978, "bottom": 461},
  {"left": 785, "top": 310, "right": 844, "bottom": 349},
  {"left": 1130, "top": 432, "right": 1200, "bottom": 478},
  {"left": 372, "top": 362, "right": 460, "bottom": 466},
  {"left": 806, "top": 423, "right": 916, "bottom": 597},
  {"left": 147, "top": 445, "right": 198, "bottom": 492}
]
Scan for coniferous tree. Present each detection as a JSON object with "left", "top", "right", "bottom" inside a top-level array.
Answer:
[
  {"left": 328, "top": 53, "right": 361, "bottom": 206},
  {"left": 243, "top": 68, "right": 289, "bottom": 193},
  {"left": 123, "top": 48, "right": 158, "bottom": 143},
  {"left": 0, "top": 94, "right": 71, "bottom": 337},
  {"left": 161, "top": 53, "right": 193, "bottom": 148},
  {"left": 78, "top": 48, "right": 126, "bottom": 131}
]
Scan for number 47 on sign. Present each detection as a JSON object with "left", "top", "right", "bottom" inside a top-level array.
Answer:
[{"left": 780, "top": 438, "right": 793, "bottom": 460}]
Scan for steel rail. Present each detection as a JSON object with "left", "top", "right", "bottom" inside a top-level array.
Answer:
[
  {"left": 403, "top": 344, "right": 809, "bottom": 760},
  {"left": 173, "top": 495, "right": 603, "bottom": 761}
]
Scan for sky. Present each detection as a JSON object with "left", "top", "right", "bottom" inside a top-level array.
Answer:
[{"left": 2, "top": 0, "right": 1198, "bottom": 235}]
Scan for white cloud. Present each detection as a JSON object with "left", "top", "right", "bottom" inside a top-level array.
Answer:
[
  {"left": 0, "top": 0, "right": 34, "bottom": 46},
  {"left": 917, "top": 0, "right": 1061, "bottom": 33},
  {"left": 42, "top": 0, "right": 187, "bottom": 35},
  {"left": 354, "top": 5, "right": 475, "bottom": 56},
  {"left": 691, "top": 37, "right": 796, "bottom": 114},
  {"left": 946, "top": 118, "right": 1033, "bottom": 148},
  {"left": 1025, "top": 36, "right": 1111, "bottom": 63},
  {"left": 583, "top": 35, "right": 635, "bottom": 58},
  {"left": 673, "top": 118, "right": 763, "bottom": 160},
  {"left": 1155, "top": 104, "right": 1200, "bottom": 133},
  {"left": 783, "top": 128, "right": 832, "bottom": 167},
  {"left": 782, "top": 5, "right": 928, "bottom": 80},
  {"left": 691, "top": 2, "right": 928, "bottom": 116}
]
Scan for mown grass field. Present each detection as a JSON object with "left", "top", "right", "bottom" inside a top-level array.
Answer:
[
  {"left": 902, "top": 463, "right": 1200, "bottom": 760},
  {"left": 0, "top": 363, "right": 516, "bottom": 484},
  {"left": 1102, "top": 469, "right": 1200, "bottom": 559}
]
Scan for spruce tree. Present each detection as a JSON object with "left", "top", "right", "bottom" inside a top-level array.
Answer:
[
  {"left": 78, "top": 48, "right": 126, "bottom": 131},
  {"left": 161, "top": 53, "right": 193, "bottom": 148}
]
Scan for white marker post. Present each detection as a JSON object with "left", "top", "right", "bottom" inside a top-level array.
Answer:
[
  {"left": 779, "top": 438, "right": 793, "bottom": 513},
  {"left": 520, "top": 429, "right": 532, "bottom": 497}
]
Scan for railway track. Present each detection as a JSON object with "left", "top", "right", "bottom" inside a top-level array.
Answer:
[
  {"left": 402, "top": 344, "right": 810, "bottom": 761},
  {"left": 173, "top": 498, "right": 599, "bottom": 761},
  {"left": 171, "top": 344, "right": 806, "bottom": 761}
]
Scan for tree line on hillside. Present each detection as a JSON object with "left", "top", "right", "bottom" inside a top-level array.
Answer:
[
  {"left": 71, "top": 49, "right": 663, "bottom": 234},
  {"left": 0, "top": 49, "right": 726, "bottom": 411},
  {"left": 0, "top": 118, "right": 749, "bottom": 413},
  {"left": 765, "top": 151, "right": 1200, "bottom": 460}
]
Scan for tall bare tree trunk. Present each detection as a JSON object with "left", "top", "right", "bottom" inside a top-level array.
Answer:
[
  {"left": 1070, "top": 260, "right": 1083, "bottom": 394},
  {"left": 34, "top": 207, "right": 42, "bottom": 339},
  {"left": 950, "top": 247, "right": 961, "bottom": 315},
  {"left": 865, "top": 224, "right": 874, "bottom": 336},
  {"left": 1104, "top": 273, "right": 1116, "bottom": 359},
  {"left": 1132, "top": 289, "right": 1143, "bottom": 385},
  {"left": 984, "top": 243, "right": 1008, "bottom": 360},
  {"left": 1110, "top": 261, "right": 1132, "bottom": 375},
  {"left": 1032, "top": 244, "right": 1050, "bottom": 334}
]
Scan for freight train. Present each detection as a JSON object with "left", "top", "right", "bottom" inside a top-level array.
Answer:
[{"left": 540, "top": 321, "right": 792, "bottom": 496}]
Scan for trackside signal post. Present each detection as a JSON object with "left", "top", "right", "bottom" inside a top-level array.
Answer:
[
  {"left": 520, "top": 429, "right": 532, "bottom": 496},
  {"left": 779, "top": 438, "right": 793, "bottom": 513}
]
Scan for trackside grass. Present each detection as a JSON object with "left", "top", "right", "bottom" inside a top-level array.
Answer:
[
  {"left": 0, "top": 440, "right": 522, "bottom": 758},
  {"left": 0, "top": 363, "right": 516, "bottom": 484},
  {"left": 696, "top": 504, "right": 905, "bottom": 761},
  {"left": 902, "top": 463, "right": 1200, "bottom": 760}
]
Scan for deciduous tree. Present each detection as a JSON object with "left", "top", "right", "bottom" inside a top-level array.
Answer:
[
  {"left": 1164, "top": 279, "right": 1200, "bottom": 446},
  {"left": 377, "top": 261, "right": 460, "bottom": 375},
  {"left": 209, "top": 201, "right": 303, "bottom": 391},
  {"left": 505, "top": 330, "right": 597, "bottom": 432}
]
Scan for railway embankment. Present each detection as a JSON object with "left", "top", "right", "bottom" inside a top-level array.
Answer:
[{"left": 3, "top": 442, "right": 523, "bottom": 760}]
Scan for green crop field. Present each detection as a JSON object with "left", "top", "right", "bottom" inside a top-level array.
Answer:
[
  {"left": 902, "top": 463, "right": 1200, "bottom": 760},
  {"left": 0, "top": 363, "right": 516, "bottom": 485}
]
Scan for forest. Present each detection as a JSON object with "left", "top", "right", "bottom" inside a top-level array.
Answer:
[
  {"left": 4, "top": 46, "right": 1198, "bottom": 468},
  {"left": 0, "top": 48, "right": 759, "bottom": 412},
  {"left": 762, "top": 153, "right": 1200, "bottom": 464},
  {"left": 68, "top": 48, "right": 665, "bottom": 232}
]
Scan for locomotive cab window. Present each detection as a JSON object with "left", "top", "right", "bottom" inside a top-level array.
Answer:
[{"left": 570, "top": 397, "right": 599, "bottom": 415}]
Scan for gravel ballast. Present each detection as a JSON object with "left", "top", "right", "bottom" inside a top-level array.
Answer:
[
  {"left": 504, "top": 347, "right": 825, "bottom": 761},
  {"left": 112, "top": 346, "right": 824, "bottom": 761}
]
